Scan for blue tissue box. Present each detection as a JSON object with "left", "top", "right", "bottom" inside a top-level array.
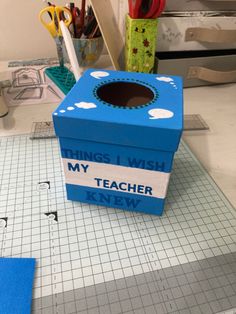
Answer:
[{"left": 53, "top": 69, "right": 183, "bottom": 215}]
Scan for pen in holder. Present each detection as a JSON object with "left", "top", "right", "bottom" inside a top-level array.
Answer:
[{"left": 125, "top": 15, "right": 158, "bottom": 74}]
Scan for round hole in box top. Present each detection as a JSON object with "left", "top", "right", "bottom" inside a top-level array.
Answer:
[{"left": 96, "top": 81, "right": 154, "bottom": 108}]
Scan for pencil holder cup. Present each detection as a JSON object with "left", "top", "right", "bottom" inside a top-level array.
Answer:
[
  {"left": 62, "top": 36, "right": 104, "bottom": 68},
  {"left": 53, "top": 69, "right": 183, "bottom": 216},
  {"left": 125, "top": 15, "right": 158, "bottom": 73}
]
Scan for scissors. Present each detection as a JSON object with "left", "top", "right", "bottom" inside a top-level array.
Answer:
[
  {"left": 39, "top": 6, "right": 72, "bottom": 68},
  {"left": 128, "top": 0, "right": 166, "bottom": 19}
]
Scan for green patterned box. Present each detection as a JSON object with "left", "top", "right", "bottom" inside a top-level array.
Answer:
[{"left": 125, "top": 15, "right": 158, "bottom": 73}]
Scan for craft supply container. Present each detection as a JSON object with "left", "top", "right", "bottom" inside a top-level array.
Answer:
[
  {"left": 62, "top": 36, "right": 104, "bottom": 67},
  {"left": 53, "top": 69, "right": 183, "bottom": 215},
  {"left": 125, "top": 15, "right": 158, "bottom": 73}
]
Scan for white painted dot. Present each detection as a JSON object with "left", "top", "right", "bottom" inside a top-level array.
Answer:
[
  {"left": 67, "top": 106, "right": 75, "bottom": 111},
  {"left": 54, "top": 112, "right": 58, "bottom": 115},
  {"left": 60, "top": 110, "right": 65, "bottom": 113}
]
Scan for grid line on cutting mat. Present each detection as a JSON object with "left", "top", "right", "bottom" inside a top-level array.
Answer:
[{"left": 0, "top": 134, "right": 235, "bottom": 314}]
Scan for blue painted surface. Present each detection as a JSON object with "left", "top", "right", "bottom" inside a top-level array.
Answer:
[
  {"left": 0, "top": 257, "right": 35, "bottom": 314},
  {"left": 53, "top": 69, "right": 183, "bottom": 152},
  {"left": 66, "top": 184, "right": 165, "bottom": 215},
  {"left": 53, "top": 69, "right": 183, "bottom": 215},
  {"left": 59, "top": 137, "right": 174, "bottom": 173}
]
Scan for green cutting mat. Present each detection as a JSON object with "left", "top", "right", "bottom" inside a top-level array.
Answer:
[{"left": 0, "top": 135, "right": 235, "bottom": 314}]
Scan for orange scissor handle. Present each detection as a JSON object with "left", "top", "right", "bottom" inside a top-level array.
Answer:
[{"left": 39, "top": 6, "right": 72, "bottom": 37}]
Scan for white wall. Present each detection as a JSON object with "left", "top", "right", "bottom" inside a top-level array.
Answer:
[
  {"left": 0, "top": 0, "right": 121, "bottom": 61},
  {"left": 0, "top": 0, "right": 71, "bottom": 61}
]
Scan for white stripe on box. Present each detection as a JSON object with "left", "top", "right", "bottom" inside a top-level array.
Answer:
[{"left": 62, "top": 158, "right": 170, "bottom": 199}]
